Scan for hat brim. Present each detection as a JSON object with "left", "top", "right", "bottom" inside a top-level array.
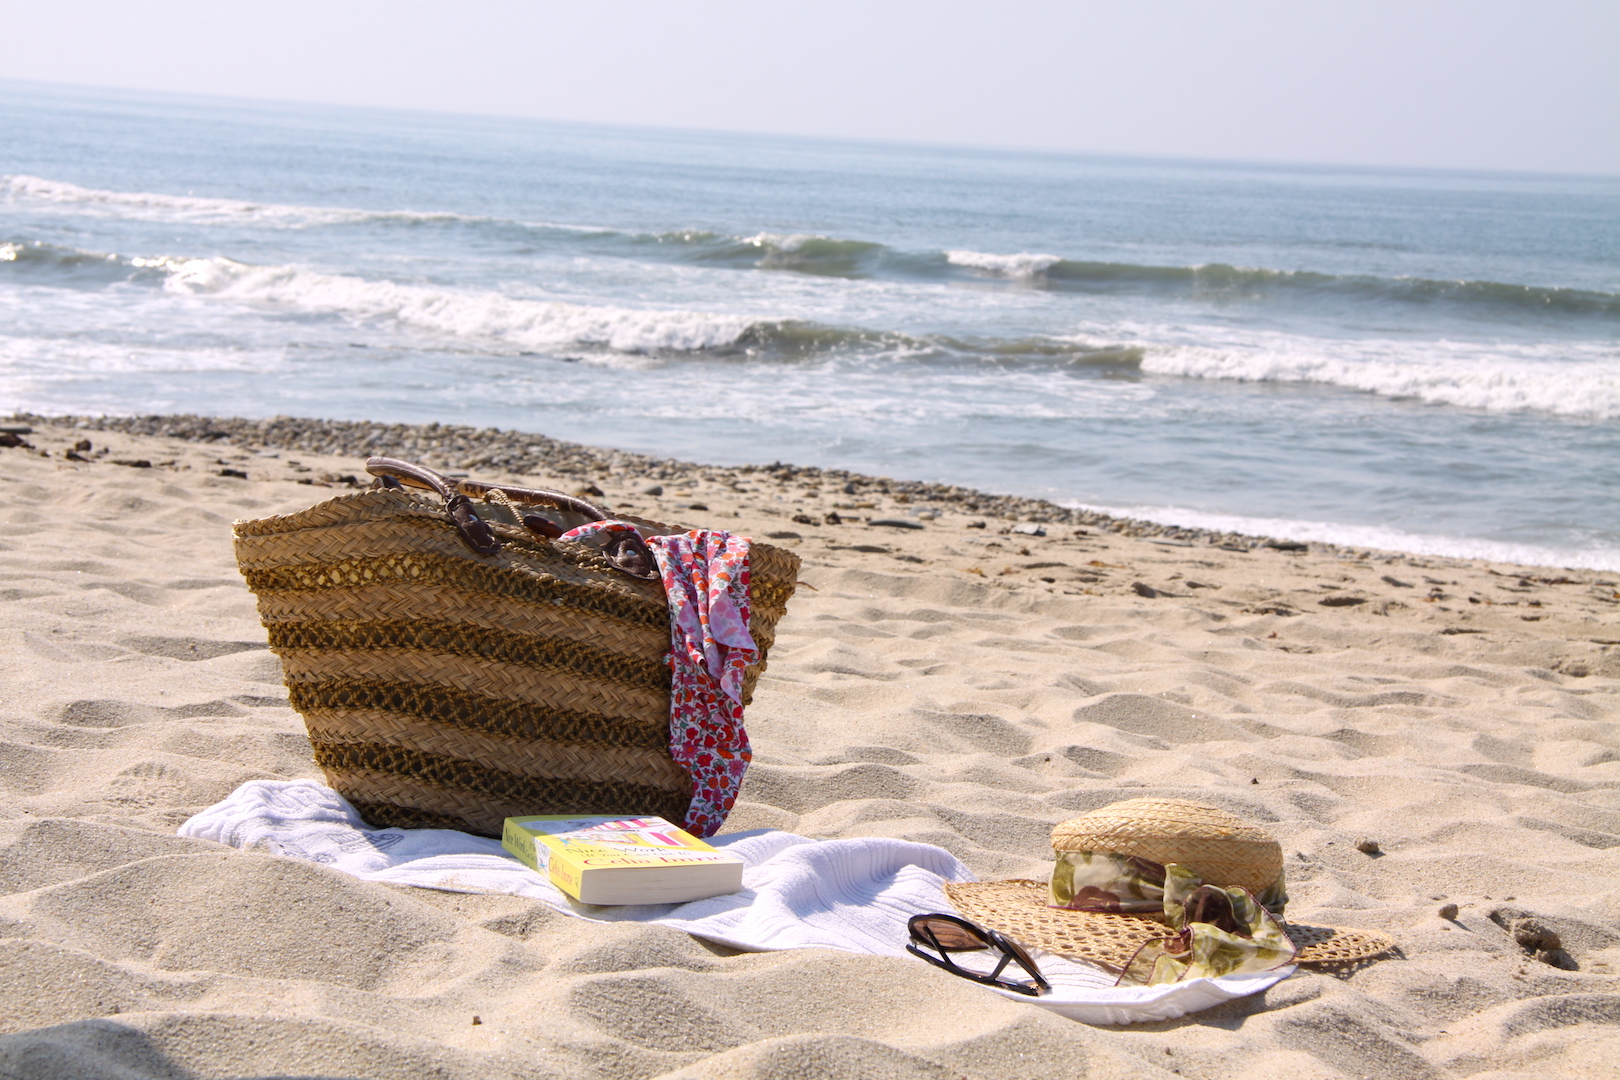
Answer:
[{"left": 945, "top": 880, "right": 1395, "bottom": 972}]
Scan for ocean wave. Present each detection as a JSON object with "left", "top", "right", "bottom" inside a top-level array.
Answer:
[
  {"left": 691, "top": 233, "right": 889, "bottom": 276},
  {"left": 0, "top": 239, "right": 1118, "bottom": 363},
  {"left": 0, "top": 237, "right": 160, "bottom": 289},
  {"left": 765, "top": 240, "right": 1620, "bottom": 316},
  {"left": 6, "top": 235, "right": 1613, "bottom": 419},
  {"left": 1070, "top": 501, "right": 1620, "bottom": 572},
  {"left": 1041, "top": 259, "right": 1620, "bottom": 316},
  {"left": 2, "top": 174, "right": 476, "bottom": 229},
  {"left": 637, "top": 228, "right": 1620, "bottom": 315},
  {"left": 639, "top": 229, "right": 726, "bottom": 247},
  {"left": 946, "top": 250, "right": 1063, "bottom": 279},
  {"left": 156, "top": 254, "right": 1154, "bottom": 365},
  {"left": 1, "top": 238, "right": 120, "bottom": 268},
  {"left": 161, "top": 256, "right": 761, "bottom": 353},
  {"left": 1139, "top": 336, "right": 1620, "bottom": 419},
  {"left": 12, "top": 174, "right": 1617, "bottom": 318}
]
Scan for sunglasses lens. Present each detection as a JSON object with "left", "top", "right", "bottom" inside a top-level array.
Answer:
[
  {"left": 998, "top": 934, "right": 1039, "bottom": 970},
  {"left": 912, "top": 916, "right": 986, "bottom": 951}
]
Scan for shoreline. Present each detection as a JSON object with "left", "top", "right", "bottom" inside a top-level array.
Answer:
[
  {"left": 10, "top": 410, "right": 1603, "bottom": 573},
  {"left": 5, "top": 409, "right": 1618, "bottom": 658}
]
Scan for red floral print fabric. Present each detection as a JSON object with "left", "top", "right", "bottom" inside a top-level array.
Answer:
[{"left": 560, "top": 522, "right": 757, "bottom": 837}]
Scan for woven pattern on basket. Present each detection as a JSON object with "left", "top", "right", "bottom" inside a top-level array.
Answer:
[
  {"left": 1051, "top": 798, "right": 1284, "bottom": 897},
  {"left": 945, "top": 880, "right": 1395, "bottom": 971},
  {"left": 235, "top": 488, "right": 798, "bottom": 837}
]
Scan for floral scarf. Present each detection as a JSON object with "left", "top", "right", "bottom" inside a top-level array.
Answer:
[
  {"left": 560, "top": 523, "right": 756, "bottom": 838},
  {"left": 1050, "top": 851, "right": 1297, "bottom": 985}
]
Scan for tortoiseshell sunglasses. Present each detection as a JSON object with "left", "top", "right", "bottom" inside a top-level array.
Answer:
[{"left": 906, "top": 913, "right": 1050, "bottom": 996}]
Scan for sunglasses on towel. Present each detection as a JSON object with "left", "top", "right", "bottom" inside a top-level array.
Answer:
[{"left": 906, "top": 913, "right": 1051, "bottom": 996}]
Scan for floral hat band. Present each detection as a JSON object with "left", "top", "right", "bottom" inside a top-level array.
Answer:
[
  {"left": 1052, "top": 848, "right": 1288, "bottom": 917},
  {"left": 1050, "top": 797, "right": 1287, "bottom": 906}
]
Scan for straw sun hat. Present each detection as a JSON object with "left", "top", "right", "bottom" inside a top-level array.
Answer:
[{"left": 945, "top": 798, "right": 1395, "bottom": 972}]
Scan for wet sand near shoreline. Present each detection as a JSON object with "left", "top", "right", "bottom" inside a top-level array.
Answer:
[{"left": 0, "top": 416, "right": 1616, "bottom": 1079}]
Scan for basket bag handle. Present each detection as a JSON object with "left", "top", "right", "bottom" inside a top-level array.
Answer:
[{"left": 365, "top": 457, "right": 659, "bottom": 580}]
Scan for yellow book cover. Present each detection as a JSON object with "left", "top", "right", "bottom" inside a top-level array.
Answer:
[{"left": 502, "top": 815, "right": 745, "bottom": 905}]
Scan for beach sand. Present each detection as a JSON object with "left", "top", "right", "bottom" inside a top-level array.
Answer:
[{"left": 1, "top": 417, "right": 1617, "bottom": 1079}]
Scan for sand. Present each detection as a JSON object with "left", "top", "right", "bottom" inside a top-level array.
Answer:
[{"left": 1, "top": 417, "right": 1617, "bottom": 1080}]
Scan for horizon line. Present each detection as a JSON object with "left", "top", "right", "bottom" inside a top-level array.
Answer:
[{"left": 6, "top": 76, "right": 1617, "bottom": 184}]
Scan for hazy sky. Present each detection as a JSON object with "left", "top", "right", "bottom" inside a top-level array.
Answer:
[{"left": 4, "top": 0, "right": 1617, "bottom": 174}]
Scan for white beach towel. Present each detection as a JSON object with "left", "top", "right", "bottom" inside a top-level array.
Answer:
[{"left": 179, "top": 780, "right": 1290, "bottom": 1024}]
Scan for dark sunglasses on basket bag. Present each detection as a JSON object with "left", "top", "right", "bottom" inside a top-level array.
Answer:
[{"left": 906, "top": 913, "right": 1051, "bottom": 996}]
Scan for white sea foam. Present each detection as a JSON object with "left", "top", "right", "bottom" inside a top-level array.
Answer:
[
  {"left": 2, "top": 174, "right": 475, "bottom": 229},
  {"left": 0, "top": 334, "right": 279, "bottom": 379},
  {"left": 946, "top": 250, "right": 1063, "bottom": 279},
  {"left": 1068, "top": 501, "right": 1620, "bottom": 572},
  {"left": 160, "top": 256, "right": 756, "bottom": 353},
  {"left": 1131, "top": 330, "right": 1620, "bottom": 419},
  {"left": 741, "top": 233, "right": 819, "bottom": 253}
]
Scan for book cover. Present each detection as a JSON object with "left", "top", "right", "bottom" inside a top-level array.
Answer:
[{"left": 502, "top": 815, "right": 745, "bottom": 905}]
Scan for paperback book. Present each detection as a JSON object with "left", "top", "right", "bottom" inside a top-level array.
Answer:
[{"left": 502, "top": 815, "right": 745, "bottom": 905}]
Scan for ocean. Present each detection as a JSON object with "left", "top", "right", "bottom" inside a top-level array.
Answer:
[{"left": 4, "top": 81, "right": 1617, "bottom": 568}]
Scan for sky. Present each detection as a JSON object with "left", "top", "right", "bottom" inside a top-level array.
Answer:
[{"left": 3, "top": 0, "right": 1618, "bottom": 175}]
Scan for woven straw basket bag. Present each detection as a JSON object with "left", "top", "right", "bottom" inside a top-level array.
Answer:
[{"left": 233, "top": 457, "right": 799, "bottom": 836}]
